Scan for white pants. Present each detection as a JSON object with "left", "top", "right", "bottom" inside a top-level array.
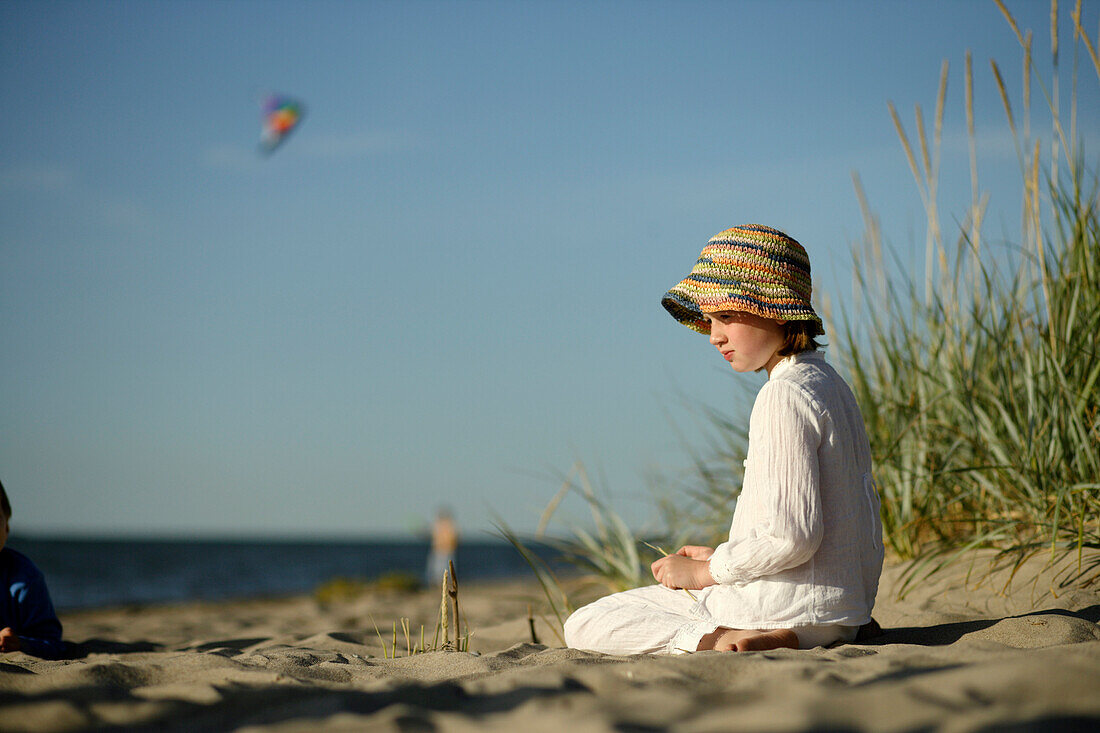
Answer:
[{"left": 563, "top": 584, "right": 858, "bottom": 655}]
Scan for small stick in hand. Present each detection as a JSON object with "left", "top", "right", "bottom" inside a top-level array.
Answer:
[{"left": 642, "top": 541, "right": 698, "bottom": 601}]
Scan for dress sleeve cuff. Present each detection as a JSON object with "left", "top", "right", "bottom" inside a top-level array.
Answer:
[{"left": 706, "top": 542, "right": 743, "bottom": 586}]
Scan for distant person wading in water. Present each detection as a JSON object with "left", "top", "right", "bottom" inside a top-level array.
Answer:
[{"left": 427, "top": 508, "right": 458, "bottom": 585}]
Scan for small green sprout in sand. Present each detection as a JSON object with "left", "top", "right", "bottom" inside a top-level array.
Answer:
[{"left": 366, "top": 562, "right": 470, "bottom": 659}]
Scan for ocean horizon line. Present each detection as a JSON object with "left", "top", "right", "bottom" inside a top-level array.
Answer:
[{"left": 13, "top": 534, "right": 567, "bottom": 610}]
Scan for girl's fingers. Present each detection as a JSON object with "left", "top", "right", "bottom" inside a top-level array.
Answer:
[{"left": 651, "top": 558, "right": 664, "bottom": 582}]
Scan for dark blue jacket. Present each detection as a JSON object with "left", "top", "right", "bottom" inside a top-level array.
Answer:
[{"left": 0, "top": 547, "right": 64, "bottom": 659}]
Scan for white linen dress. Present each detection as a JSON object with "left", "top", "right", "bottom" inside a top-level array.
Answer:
[{"left": 564, "top": 351, "right": 884, "bottom": 654}]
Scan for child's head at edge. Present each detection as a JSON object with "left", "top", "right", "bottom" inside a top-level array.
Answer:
[
  {"left": 661, "top": 224, "right": 824, "bottom": 366},
  {"left": 0, "top": 479, "right": 9, "bottom": 552}
]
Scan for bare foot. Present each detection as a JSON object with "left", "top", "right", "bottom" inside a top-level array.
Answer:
[{"left": 697, "top": 627, "right": 799, "bottom": 652}]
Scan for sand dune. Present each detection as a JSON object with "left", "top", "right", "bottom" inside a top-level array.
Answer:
[{"left": 1, "top": 554, "right": 1098, "bottom": 732}]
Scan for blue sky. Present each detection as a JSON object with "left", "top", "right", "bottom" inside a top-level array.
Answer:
[{"left": 2, "top": 0, "right": 1097, "bottom": 538}]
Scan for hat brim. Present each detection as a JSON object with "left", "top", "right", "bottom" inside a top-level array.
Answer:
[
  {"left": 662, "top": 281, "right": 823, "bottom": 335},
  {"left": 660, "top": 291, "right": 710, "bottom": 334}
]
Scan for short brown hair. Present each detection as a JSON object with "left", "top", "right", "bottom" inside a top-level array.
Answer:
[
  {"left": 0, "top": 479, "right": 10, "bottom": 519},
  {"left": 776, "top": 319, "right": 824, "bottom": 357}
]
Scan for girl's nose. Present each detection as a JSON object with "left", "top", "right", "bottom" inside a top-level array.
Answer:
[{"left": 709, "top": 330, "right": 724, "bottom": 345}]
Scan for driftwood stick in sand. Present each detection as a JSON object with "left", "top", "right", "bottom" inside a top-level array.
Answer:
[
  {"left": 448, "top": 560, "right": 460, "bottom": 649},
  {"left": 440, "top": 572, "right": 450, "bottom": 650},
  {"left": 527, "top": 604, "right": 540, "bottom": 644}
]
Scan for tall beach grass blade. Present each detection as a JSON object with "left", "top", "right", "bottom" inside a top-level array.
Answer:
[
  {"left": 493, "top": 519, "right": 570, "bottom": 641},
  {"left": 536, "top": 468, "right": 575, "bottom": 538},
  {"left": 368, "top": 614, "right": 390, "bottom": 660}
]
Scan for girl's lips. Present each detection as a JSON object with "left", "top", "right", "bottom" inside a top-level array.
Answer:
[{"left": 721, "top": 350, "right": 735, "bottom": 362}]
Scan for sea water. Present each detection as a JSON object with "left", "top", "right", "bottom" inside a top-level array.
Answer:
[{"left": 9, "top": 536, "right": 562, "bottom": 610}]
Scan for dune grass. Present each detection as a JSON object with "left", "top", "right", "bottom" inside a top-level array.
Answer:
[{"left": 832, "top": 0, "right": 1099, "bottom": 595}]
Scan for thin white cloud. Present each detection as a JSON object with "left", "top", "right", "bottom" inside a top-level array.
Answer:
[
  {"left": 0, "top": 164, "right": 76, "bottom": 192},
  {"left": 200, "top": 144, "right": 262, "bottom": 172},
  {"left": 295, "top": 130, "right": 419, "bottom": 159},
  {"left": 0, "top": 162, "right": 154, "bottom": 236},
  {"left": 200, "top": 129, "right": 420, "bottom": 171}
]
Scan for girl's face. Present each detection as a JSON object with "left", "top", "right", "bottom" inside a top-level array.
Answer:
[{"left": 705, "top": 310, "right": 787, "bottom": 375}]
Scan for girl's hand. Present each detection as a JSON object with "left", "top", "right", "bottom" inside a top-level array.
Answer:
[
  {"left": 651, "top": 553, "right": 715, "bottom": 591},
  {"left": 676, "top": 545, "right": 715, "bottom": 561}
]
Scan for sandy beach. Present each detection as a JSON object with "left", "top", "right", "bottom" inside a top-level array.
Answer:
[{"left": 1, "top": 554, "right": 1098, "bottom": 732}]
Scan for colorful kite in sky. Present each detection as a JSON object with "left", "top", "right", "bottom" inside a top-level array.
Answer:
[{"left": 259, "top": 94, "right": 305, "bottom": 154}]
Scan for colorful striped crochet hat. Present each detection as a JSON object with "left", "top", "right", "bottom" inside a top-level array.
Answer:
[{"left": 661, "top": 224, "right": 823, "bottom": 335}]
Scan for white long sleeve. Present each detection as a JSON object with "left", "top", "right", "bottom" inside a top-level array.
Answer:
[
  {"left": 706, "top": 377, "right": 824, "bottom": 585},
  {"left": 693, "top": 351, "right": 883, "bottom": 629}
]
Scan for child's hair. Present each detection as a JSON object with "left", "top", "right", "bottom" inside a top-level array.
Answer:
[
  {"left": 777, "top": 319, "right": 825, "bottom": 357},
  {"left": 0, "top": 479, "right": 10, "bottom": 519}
]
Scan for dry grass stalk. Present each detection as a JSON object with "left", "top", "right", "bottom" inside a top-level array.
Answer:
[
  {"left": 850, "top": 171, "right": 885, "bottom": 307},
  {"left": 888, "top": 102, "right": 925, "bottom": 204},
  {"left": 1053, "top": 0, "right": 1060, "bottom": 62},
  {"left": 1025, "top": 31, "right": 1032, "bottom": 144},
  {"left": 887, "top": 102, "right": 933, "bottom": 304},
  {"left": 1051, "top": 0, "right": 1061, "bottom": 211},
  {"left": 1071, "top": 0, "right": 1100, "bottom": 81},
  {"left": 965, "top": 50, "right": 981, "bottom": 276},
  {"left": 887, "top": 59, "right": 948, "bottom": 304},
  {"left": 991, "top": 60, "right": 1025, "bottom": 172},
  {"left": 930, "top": 60, "right": 948, "bottom": 291},
  {"left": 994, "top": 0, "right": 1026, "bottom": 46}
]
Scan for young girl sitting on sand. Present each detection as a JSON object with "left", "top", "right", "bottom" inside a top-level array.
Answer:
[{"left": 564, "top": 224, "right": 883, "bottom": 654}]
